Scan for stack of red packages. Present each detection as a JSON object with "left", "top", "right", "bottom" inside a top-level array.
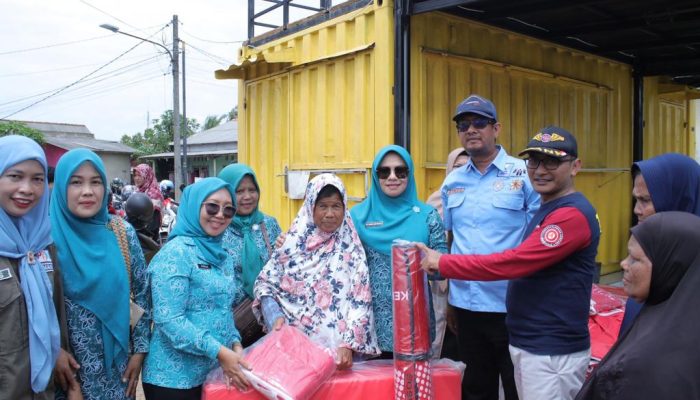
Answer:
[
  {"left": 588, "top": 284, "right": 628, "bottom": 374},
  {"left": 202, "top": 359, "right": 464, "bottom": 400},
  {"left": 208, "top": 325, "right": 336, "bottom": 400},
  {"left": 391, "top": 240, "right": 433, "bottom": 400}
]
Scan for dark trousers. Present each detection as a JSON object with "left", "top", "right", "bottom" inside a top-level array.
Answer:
[
  {"left": 456, "top": 308, "right": 518, "bottom": 400},
  {"left": 142, "top": 382, "right": 202, "bottom": 400}
]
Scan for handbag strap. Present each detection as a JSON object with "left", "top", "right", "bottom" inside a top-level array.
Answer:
[
  {"left": 260, "top": 221, "right": 272, "bottom": 257},
  {"left": 108, "top": 217, "right": 133, "bottom": 299}
]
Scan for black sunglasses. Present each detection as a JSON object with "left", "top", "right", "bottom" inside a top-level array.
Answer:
[
  {"left": 376, "top": 166, "right": 409, "bottom": 179},
  {"left": 525, "top": 157, "right": 575, "bottom": 171},
  {"left": 203, "top": 202, "right": 236, "bottom": 218},
  {"left": 456, "top": 117, "right": 495, "bottom": 132}
]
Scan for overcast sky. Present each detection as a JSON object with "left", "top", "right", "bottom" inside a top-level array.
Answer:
[{"left": 0, "top": 0, "right": 314, "bottom": 141}]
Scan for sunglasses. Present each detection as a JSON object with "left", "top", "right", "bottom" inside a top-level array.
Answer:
[
  {"left": 525, "top": 157, "right": 575, "bottom": 171},
  {"left": 203, "top": 202, "right": 236, "bottom": 218},
  {"left": 376, "top": 166, "right": 409, "bottom": 180},
  {"left": 456, "top": 117, "right": 495, "bottom": 132}
]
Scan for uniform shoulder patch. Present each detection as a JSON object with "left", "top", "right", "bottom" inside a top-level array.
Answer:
[{"left": 540, "top": 224, "right": 564, "bottom": 248}]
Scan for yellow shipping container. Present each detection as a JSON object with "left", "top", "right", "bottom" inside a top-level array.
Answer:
[{"left": 217, "top": 0, "right": 697, "bottom": 274}]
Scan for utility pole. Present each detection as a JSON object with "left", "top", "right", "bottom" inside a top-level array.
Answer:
[
  {"left": 172, "top": 14, "right": 182, "bottom": 199},
  {"left": 181, "top": 41, "right": 188, "bottom": 184}
]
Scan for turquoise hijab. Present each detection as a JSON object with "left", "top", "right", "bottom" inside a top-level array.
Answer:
[
  {"left": 50, "top": 149, "right": 129, "bottom": 370},
  {"left": 169, "top": 177, "right": 234, "bottom": 265},
  {"left": 218, "top": 164, "right": 265, "bottom": 297},
  {"left": 0, "top": 135, "right": 59, "bottom": 392},
  {"left": 351, "top": 145, "right": 432, "bottom": 255}
]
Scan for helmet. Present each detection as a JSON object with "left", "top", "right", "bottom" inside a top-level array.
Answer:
[
  {"left": 121, "top": 185, "right": 137, "bottom": 202},
  {"left": 125, "top": 192, "right": 154, "bottom": 231},
  {"left": 160, "top": 179, "right": 174, "bottom": 198},
  {"left": 110, "top": 177, "right": 125, "bottom": 195}
]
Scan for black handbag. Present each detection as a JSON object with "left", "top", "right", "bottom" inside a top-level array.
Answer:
[
  {"left": 233, "top": 297, "right": 263, "bottom": 347},
  {"left": 233, "top": 222, "right": 273, "bottom": 347}
]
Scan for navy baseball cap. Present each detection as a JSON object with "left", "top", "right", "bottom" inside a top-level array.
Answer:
[
  {"left": 453, "top": 95, "right": 497, "bottom": 121},
  {"left": 518, "top": 126, "right": 578, "bottom": 158}
]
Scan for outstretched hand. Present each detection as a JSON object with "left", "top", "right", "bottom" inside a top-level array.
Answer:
[{"left": 414, "top": 242, "right": 441, "bottom": 274}]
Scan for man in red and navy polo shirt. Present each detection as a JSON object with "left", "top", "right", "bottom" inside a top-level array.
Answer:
[{"left": 418, "top": 126, "right": 600, "bottom": 400}]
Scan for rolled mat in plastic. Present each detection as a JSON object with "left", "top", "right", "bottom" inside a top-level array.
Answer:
[{"left": 392, "top": 240, "right": 433, "bottom": 399}]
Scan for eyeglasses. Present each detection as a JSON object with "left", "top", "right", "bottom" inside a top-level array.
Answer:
[
  {"left": 203, "top": 202, "right": 236, "bottom": 218},
  {"left": 456, "top": 117, "right": 495, "bottom": 132},
  {"left": 525, "top": 157, "right": 575, "bottom": 171},
  {"left": 376, "top": 166, "right": 409, "bottom": 180}
]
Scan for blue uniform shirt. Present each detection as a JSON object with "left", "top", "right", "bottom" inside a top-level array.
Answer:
[
  {"left": 442, "top": 146, "right": 540, "bottom": 312},
  {"left": 143, "top": 236, "right": 242, "bottom": 389}
]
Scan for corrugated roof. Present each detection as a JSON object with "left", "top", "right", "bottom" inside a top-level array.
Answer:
[
  {"left": 45, "top": 136, "right": 135, "bottom": 154},
  {"left": 186, "top": 120, "right": 238, "bottom": 145},
  {"left": 11, "top": 119, "right": 136, "bottom": 153},
  {"left": 140, "top": 149, "right": 237, "bottom": 159},
  {"left": 18, "top": 120, "right": 93, "bottom": 138}
]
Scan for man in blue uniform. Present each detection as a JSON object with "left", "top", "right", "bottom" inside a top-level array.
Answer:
[{"left": 441, "top": 94, "right": 539, "bottom": 400}]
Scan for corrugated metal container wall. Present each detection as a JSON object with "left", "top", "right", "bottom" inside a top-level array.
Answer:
[
  {"left": 236, "top": 2, "right": 395, "bottom": 229},
  {"left": 409, "top": 13, "right": 634, "bottom": 274},
  {"left": 229, "top": 6, "right": 696, "bottom": 274},
  {"left": 642, "top": 77, "right": 693, "bottom": 157}
]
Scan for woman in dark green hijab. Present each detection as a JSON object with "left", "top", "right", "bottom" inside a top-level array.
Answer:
[{"left": 218, "top": 164, "right": 282, "bottom": 345}]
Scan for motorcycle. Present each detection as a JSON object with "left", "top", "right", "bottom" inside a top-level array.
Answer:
[{"left": 159, "top": 197, "right": 178, "bottom": 244}]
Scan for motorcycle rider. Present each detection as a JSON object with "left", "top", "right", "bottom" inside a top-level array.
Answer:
[{"left": 124, "top": 192, "right": 161, "bottom": 263}]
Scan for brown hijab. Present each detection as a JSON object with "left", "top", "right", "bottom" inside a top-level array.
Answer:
[
  {"left": 576, "top": 211, "right": 700, "bottom": 400},
  {"left": 426, "top": 147, "right": 468, "bottom": 216}
]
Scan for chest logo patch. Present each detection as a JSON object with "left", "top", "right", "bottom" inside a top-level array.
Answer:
[
  {"left": 509, "top": 179, "right": 524, "bottom": 191},
  {"left": 540, "top": 224, "right": 564, "bottom": 248},
  {"left": 492, "top": 180, "right": 505, "bottom": 192},
  {"left": 0, "top": 268, "right": 12, "bottom": 280}
]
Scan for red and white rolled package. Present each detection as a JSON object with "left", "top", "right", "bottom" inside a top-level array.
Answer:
[{"left": 392, "top": 240, "right": 433, "bottom": 400}]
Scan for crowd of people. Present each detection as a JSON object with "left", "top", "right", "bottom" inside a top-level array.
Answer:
[{"left": 2, "top": 92, "right": 699, "bottom": 400}]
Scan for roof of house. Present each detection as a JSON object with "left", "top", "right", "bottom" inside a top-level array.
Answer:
[
  {"left": 186, "top": 120, "right": 238, "bottom": 145},
  {"left": 14, "top": 120, "right": 135, "bottom": 154},
  {"left": 44, "top": 135, "right": 135, "bottom": 154}
]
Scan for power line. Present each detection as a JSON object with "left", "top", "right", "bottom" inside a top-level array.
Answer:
[
  {"left": 0, "top": 41, "right": 147, "bottom": 120},
  {"left": 0, "top": 54, "right": 163, "bottom": 107},
  {"left": 180, "top": 29, "right": 245, "bottom": 45},
  {"left": 0, "top": 52, "right": 165, "bottom": 78},
  {"left": 0, "top": 24, "right": 171, "bottom": 119},
  {"left": 26, "top": 73, "right": 168, "bottom": 115},
  {"left": 79, "top": 0, "right": 142, "bottom": 32},
  {"left": 0, "top": 34, "right": 112, "bottom": 56},
  {"left": 186, "top": 43, "right": 234, "bottom": 65}
]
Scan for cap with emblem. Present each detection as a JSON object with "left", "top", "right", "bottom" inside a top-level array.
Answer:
[
  {"left": 518, "top": 125, "right": 578, "bottom": 158},
  {"left": 453, "top": 94, "right": 497, "bottom": 121}
]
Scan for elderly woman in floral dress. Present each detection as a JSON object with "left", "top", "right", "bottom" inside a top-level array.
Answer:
[{"left": 254, "top": 173, "right": 380, "bottom": 369}]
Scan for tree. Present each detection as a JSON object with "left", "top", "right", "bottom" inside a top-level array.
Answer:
[
  {"left": 0, "top": 121, "right": 45, "bottom": 144},
  {"left": 227, "top": 106, "right": 238, "bottom": 121},
  {"left": 203, "top": 114, "right": 225, "bottom": 130},
  {"left": 120, "top": 110, "right": 199, "bottom": 155}
]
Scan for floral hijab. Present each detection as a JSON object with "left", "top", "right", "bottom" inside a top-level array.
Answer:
[
  {"left": 254, "top": 173, "right": 380, "bottom": 355},
  {"left": 134, "top": 163, "right": 164, "bottom": 203}
]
